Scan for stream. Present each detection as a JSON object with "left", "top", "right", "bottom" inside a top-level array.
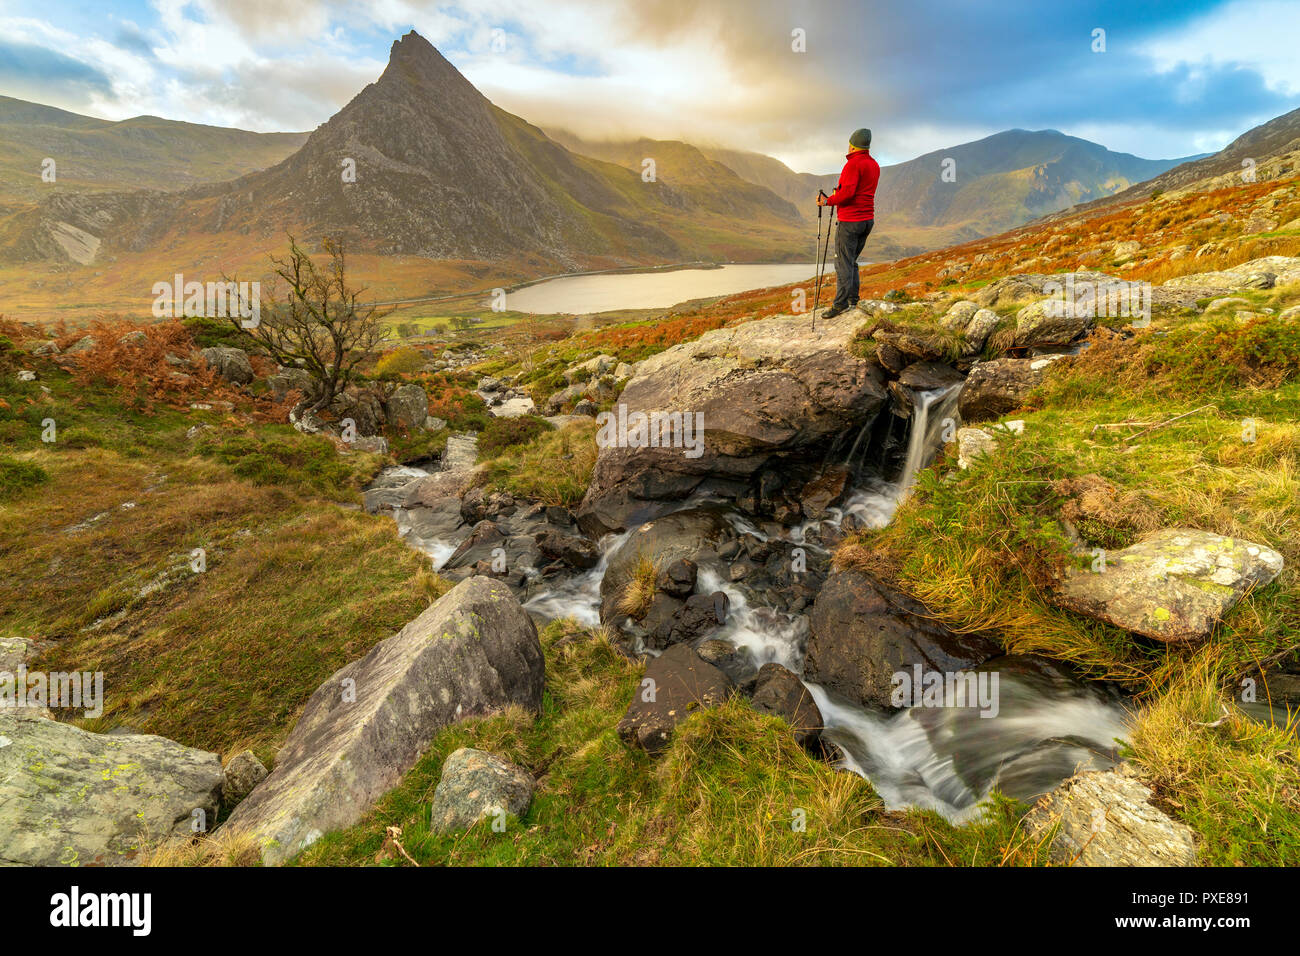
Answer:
[{"left": 370, "top": 382, "right": 1133, "bottom": 823}]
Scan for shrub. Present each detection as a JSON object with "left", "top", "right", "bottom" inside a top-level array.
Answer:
[
  {"left": 374, "top": 347, "right": 425, "bottom": 378},
  {"left": 196, "top": 429, "right": 357, "bottom": 496},
  {"left": 478, "top": 415, "right": 553, "bottom": 457},
  {"left": 58, "top": 427, "right": 104, "bottom": 449},
  {"left": 183, "top": 316, "right": 248, "bottom": 349},
  {"left": 0, "top": 457, "right": 49, "bottom": 500}
]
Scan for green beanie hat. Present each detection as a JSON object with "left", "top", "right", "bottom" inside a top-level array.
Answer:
[{"left": 849, "top": 128, "right": 872, "bottom": 150}]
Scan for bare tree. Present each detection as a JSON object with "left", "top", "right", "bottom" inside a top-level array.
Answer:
[{"left": 228, "top": 235, "right": 390, "bottom": 411}]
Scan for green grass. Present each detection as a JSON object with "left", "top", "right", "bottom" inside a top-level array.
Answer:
[
  {"left": 194, "top": 426, "right": 377, "bottom": 498},
  {"left": 481, "top": 419, "right": 600, "bottom": 506},
  {"left": 839, "top": 299, "right": 1300, "bottom": 863},
  {"left": 0, "top": 357, "right": 445, "bottom": 763},
  {"left": 0, "top": 456, "right": 48, "bottom": 499},
  {"left": 297, "top": 620, "right": 1049, "bottom": 867}
]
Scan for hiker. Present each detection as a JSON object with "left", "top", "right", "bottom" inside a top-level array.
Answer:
[{"left": 817, "top": 128, "right": 879, "bottom": 318}]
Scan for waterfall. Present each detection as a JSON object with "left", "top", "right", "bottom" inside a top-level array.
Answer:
[
  {"left": 367, "top": 371, "right": 1133, "bottom": 826},
  {"left": 894, "top": 383, "right": 962, "bottom": 495}
]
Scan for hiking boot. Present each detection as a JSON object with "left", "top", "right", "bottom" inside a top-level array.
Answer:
[{"left": 821, "top": 305, "right": 848, "bottom": 319}]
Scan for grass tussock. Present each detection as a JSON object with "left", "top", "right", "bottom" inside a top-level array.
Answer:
[
  {"left": 139, "top": 827, "right": 264, "bottom": 867},
  {"left": 1129, "top": 648, "right": 1300, "bottom": 865},
  {"left": 482, "top": 419, "right": 598, "bottom": 506},
  {"left": 616, "top": 552, "right": 660, "bottom": 620}
]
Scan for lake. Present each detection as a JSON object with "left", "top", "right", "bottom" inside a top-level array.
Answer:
[{"left": 504, "top": 263, "right": 822, "bottom": 314}]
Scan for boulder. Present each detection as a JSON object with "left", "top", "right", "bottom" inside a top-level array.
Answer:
[
  {"left": 65, "top": 334, "right": 98, "bottom": 355},
  {"left": 564, "top": 354, "right": 616, "bottom": 382},
  {"left": 804, "top": 568, "right": 1000, "bottom": 709},
  {"left": 577, "top": 312, "right": 888, "bottom": 534},
  {"left": 889, "top": 361, "right": 965, "bottom": 419},
  {"left": 1013, "top": 298, "right": 1094, "bottom": 348},
  {"left": 799, "top": 466, "right": 851, "bottom": 520},
  {"left": 429, "top": 748, "right": 534, "bottom": 832},
  {"left": 0, "top": 636, "right": 32, "bottom": 672},
  {"left": 0, "top": 714, "right": 223, "bottom": 866},
  {"left": 962, "top": 308, "right": 1001, "bottom": 352},
  {"left": 402, "top": 496, "right": 467, "bottom": 545},
  {"left": 385, "top": 383, "right": 429, "bottom": 430},
  {"left": 645, "top": 591, "right": 729, "bottom": 650},
  {"left": 442, "top": 433, "right": 479, "bottom": 472},
  {"left": 616, "top": 644, "right": 734, "bottom": 754},
  {"left": 599, "top": 509, "right": 728, "bottom": 625},
  {"left": 958, "top": 357, "right": 1047, "bottom": 421},
  {"left": 359, "top": 466, "right": 436, "bottom": 511},
  {"left": 1024, "top": 765, "right": 1197, "bottom": 866},
  {"left": 655, "top": 558, "right": 698, "bottom": 598},
  {"left": 955, "top": 427, "right": 997, "bottom": 469},
  {"left": 971, "top": 271, "right": 1120, "bottom": 310},
  {"left": 331, "top": 388, "right": 386, "bottom": 437},
  {"left": 748, "top": 663, "right": 823, "bottom": 748},
  {"left": 535, "top": 530, "right": 599, "bottom": 570},
  {"left": 399, "top": 470, "right": 475, "bottom": 509},
  {"left": 0, "top": 637, "right": 52, "bottom": 718},
  {"left": 349, "top": 435, "right": 388, "bottom": 455},
  {"left": 1054, "top": 529, "right": 1284, "bottom": 643},
  {"left": 223, "top": 577, "right": 544, "bottom": 865},
  {"left": 443, "top": 520, "right": 507, "bottom": 570},
  {"left": 939, "top": 300, "right": 979, "bottom": 331},
  {"left": 267, "top": 367, "right": 315, "bottom": 403},
  {"left": 221, "top": 750, "right": 268, "bottom": 806},
  {"left": 1162, "top": 256, "right": 1300, "bottom": 292},
  {"left": 199, "top": 346, "right": 254, "bottom": 385},
  {"left": 492, "top": 395, "right": 537, "bottom": 418}
]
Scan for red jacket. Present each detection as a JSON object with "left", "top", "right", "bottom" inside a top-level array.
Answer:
[{"left": 825, "top": 149, "right": 879, "bottom": 221}]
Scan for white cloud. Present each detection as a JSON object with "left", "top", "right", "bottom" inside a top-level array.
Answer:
[{"left": 1144, "top": 0, "right": 1300, "bottom": 96}]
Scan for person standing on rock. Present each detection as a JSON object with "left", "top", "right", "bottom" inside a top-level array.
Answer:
[{"left": 817, "top": 128, "right": 879, "bottom": 318}]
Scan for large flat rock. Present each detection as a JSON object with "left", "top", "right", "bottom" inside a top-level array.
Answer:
[
  {"left": 224, "top": 576, "right": 544, "bottom": 865},
  {"left": 1055, "top": 529, "right": 1283, "bottom": 643},
  {"left": 1025, "top": 765, "right": 1197, "bottom": 866},
  {"left": 804, "top": 568, "right": 1001, "bottom": 709},
  {"left": 617, "top": 644, "right": 734, "bottom": 754},
  {"left": 577, "top": 311, "right": 888, "bottom": 534},
  {"left": 0, "top": 715, "right": 223, "bottom": 866}
]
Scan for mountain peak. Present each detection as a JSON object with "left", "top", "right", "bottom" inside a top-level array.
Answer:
[
  {"left": 389, "top": 29, "right": 436, "bottom": 61},
  {"left": 376, "top": 29, "right": 480, "bottom": 104}
]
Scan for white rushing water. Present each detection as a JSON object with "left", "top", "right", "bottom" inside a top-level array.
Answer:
[{"left": 376, "top": 383, "right": 1132, "bottom": 822}]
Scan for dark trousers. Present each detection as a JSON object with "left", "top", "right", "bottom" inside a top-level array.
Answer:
[{"left": 831, "top": 218, "right": 874, "bottom": 309}]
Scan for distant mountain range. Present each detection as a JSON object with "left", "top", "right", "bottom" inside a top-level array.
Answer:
[
  {"left": 2, "top": 33, "right": 811, "bottom": 273},
  {"left": 1060, "top": 105, "right": 1300, "bottom": 217},
  {"left": 555, "top": 129, "right": 1199, "bottom": 251},
  {"left": 0, "top": 28, "right": 1292, "bottom": 310},
  {"left": 0, "top": 95, "right": 307, "bottom": 203}
]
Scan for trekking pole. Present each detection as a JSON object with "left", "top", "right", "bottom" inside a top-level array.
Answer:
[
  {"left": 812, "top": 192, "right": 835, "bottom": 330},
  {"left": 812, "top": 190, "right": 828, "bottom": 330}
]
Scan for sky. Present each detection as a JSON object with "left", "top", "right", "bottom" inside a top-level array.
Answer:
[{"left": 2, "top": 0, "right": 1298, "bottom": 174}]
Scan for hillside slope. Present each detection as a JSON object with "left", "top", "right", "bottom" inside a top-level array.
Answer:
[{"left": 0, "top": 96, "right": 308, "bottom": 202}]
